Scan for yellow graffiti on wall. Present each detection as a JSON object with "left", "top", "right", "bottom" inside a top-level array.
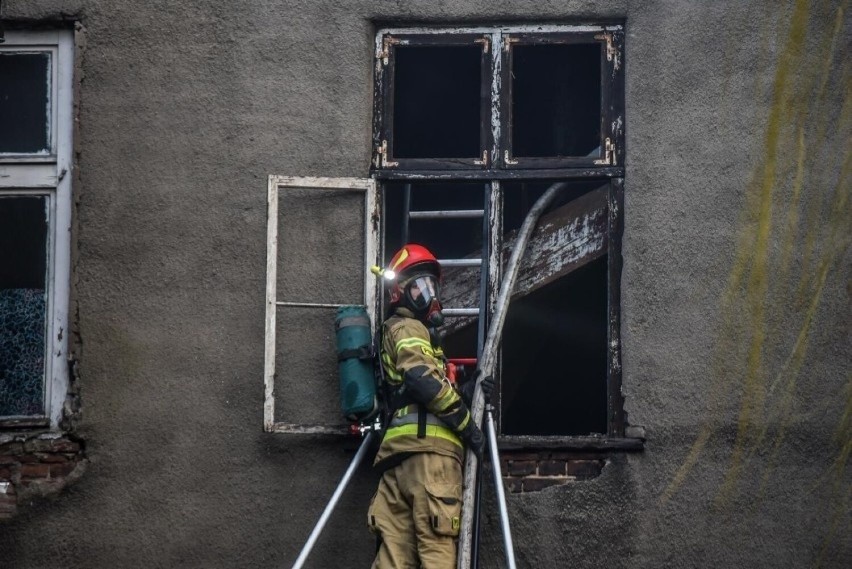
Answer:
[{"left": 662, "top": 2, "right": 850, "bottom": 560}]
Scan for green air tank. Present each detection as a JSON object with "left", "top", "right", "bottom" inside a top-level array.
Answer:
[{"left": 335, "top": 305, "right": 379, "bottom": 422}]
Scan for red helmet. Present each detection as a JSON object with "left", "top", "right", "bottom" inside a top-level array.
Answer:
[
  {"left": 384, "top": 244, "right": 444, "bottom": 326},
  {"left": 387, "top": 243, "right": 441, "bottom": 281}
]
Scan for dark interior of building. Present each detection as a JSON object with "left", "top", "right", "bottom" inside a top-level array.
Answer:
[{"left": 383, "top": 180, "right": 608, "bottom": 436}]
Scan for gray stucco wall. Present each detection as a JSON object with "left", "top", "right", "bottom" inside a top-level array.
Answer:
[{"left": 1, "top": 1, "right": 849, "bottom": 568}]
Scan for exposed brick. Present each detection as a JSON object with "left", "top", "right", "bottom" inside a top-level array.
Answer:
[
  {"left": 0, "top": 466, "right": 13, "bottom": 479},
  {"left": 522, "top": 477, "right": 569, "bottom": 493},
  {"left": 539, "top": 460, "right": 567, "bottom": 476},
  {"left": 35, "top": 453, "right": 69, "bottom": 464},
  {"left": 16, "top": 454, "right": 39, "bottom": 464},
  {"left": 0, "top": 442, "right": 24, "bottom": 455},
  {"left": 508, "top": 452, "right": 539, "bottom": 462},
  {"left": 504, "top": 477, "right": 522, "bottom": 494},
  {"left": 565, "top": 460, "right": 604, "bottom": 479},
  {"left": 0, "top": 455, "right": 20, "bottom": 465},
  {"left": 20, "top": 463, "right": 50, "bottom": 479},
  {"left": 49, "top": 462, "right": 77, "bottom": 478},
  {"left": 50, "top": 440, "right": 81, "bottom": 453},
  {"left": 549, "top": 451, "right": 602, "bottom": 461},
  {"left": 23, "top": 439, "right": 57, "bottom": 453},
  {"left": 0, "top": 499, "right": 17, "bottom": 517},
  {"left": 506, "top": 460, "right": 536, "bottom": 476}
]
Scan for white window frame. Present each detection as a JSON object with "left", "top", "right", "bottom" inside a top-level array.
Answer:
[
  {"left": 264, "top": 176, "right": 379, "bottom": 434},
  {"left": 0, "top": 30, "right": 74, "bottom": 429}
]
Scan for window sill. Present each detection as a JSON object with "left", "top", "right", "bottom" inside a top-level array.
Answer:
[
  {"left": 0, "top": 417, "right": 51, "bottom": 430},
  {"left": 497, "top": 434, "right": 644, "bottom": 452},
  {"left": 0, "top": 154, "right": 57, "bottom": 164}
]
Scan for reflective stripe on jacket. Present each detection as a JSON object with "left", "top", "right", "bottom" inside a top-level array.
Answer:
[{"left": 374, "top": 310, "right": 469, "bottom": 469}]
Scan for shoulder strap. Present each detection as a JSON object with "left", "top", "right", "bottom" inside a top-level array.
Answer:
[{"left": 337, "top": 345, "right": 374, "bottom": 362}]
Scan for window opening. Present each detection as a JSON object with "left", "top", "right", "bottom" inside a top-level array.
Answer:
[
  {"left": 381, "top": 177, "right": 613, "bottom": 438},
  {"left": 0, "top": 196, "right": 49, "bottom": 417},
  {"left": 498, "top": 180, "right": 610, "bottom": 436},
  {"left": 510, "top": 43, "right": 602, "bottom": 158},
  {"left": 441, "top": 318, "right": 480, "bottom": 366},
  {"left": 382, "top": 181, "right": 488, "bottom": 363},
  {"left": 501, "top": 256, "right": 608, "bottom": 436},
  {"left": 375, "top": 26, "right": 622, "bottom": 171},
  {"left": 392, "top": 46, "right": 482, "bottom": 159},
  {"left": 383, "top": 181, "right": 484, "bottom": 259},
  {"left": 502, "top": 179, "right": 603, "bottom": 234},
  {"left": 372, "top": 25, "right": 628, "bottom": 445},
  {"left": 0, "top": 52, "right": 51, "bottom": 154}
]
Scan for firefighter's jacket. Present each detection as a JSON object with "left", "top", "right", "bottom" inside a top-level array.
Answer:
[{"left": 373, "top": 308, "right": 472, "bottom": 471}]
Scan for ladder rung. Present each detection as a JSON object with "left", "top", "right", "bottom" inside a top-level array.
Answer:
[
  {"left": 409, "top": 209, "right": 484, "bottom": 219},
  {"left": 442, "top": 308, "right": 480, "bottom": 317},
  {"left": 438, "top": 258, "right": 482, "bottom": 268}
]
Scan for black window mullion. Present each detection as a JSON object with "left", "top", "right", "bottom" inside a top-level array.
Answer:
[
  {"left": 607, "top": 178, "right": 625, "bottom": 436},
  {"left": 478, "top": 38, "right": 492, "bottom": 168},
  {"left": 376, "top": 44, "right": 396, "bottom": 168},
  {"left": 611, "top": 29, "right": 626, "bottom": 166},
  {"left": 599, "top": 37, "right": 611, "bottom": 165},
  {"left": 499, "top": 38, "right": 514, "bottom": 169}
]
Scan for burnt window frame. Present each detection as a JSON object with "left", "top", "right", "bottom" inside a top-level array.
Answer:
[
  {"left": 501, "top": 31, "right": 621, "bottom": 169},
  {"left": 373, "top": 25, "right": 625, "bottom": 173},
  {"left": 374, "top": 32, "right": 493, "bottom": 170},
  {"left": 373, "top": 24, "right": 637, "bottom": 451}
]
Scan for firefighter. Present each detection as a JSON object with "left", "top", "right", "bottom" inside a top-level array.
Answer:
[{"left": 368, "top": 243, "right": 492, "bottom": 569}]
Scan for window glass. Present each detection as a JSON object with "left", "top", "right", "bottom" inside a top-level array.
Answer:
[
  {"left": 0, "top": 52, "right": 51, "bottom": 154},
  {"left": 392, "top": 46, "right": 482, "bottom": 159},
  {"left": 0, "top": 196, "right": 48, "bottom": 416},
  {"left": 511, "top": 43, "right": 601, "bottom": 158}
]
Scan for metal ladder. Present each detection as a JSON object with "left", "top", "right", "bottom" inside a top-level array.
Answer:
[
  {"left": 398, "top": 182, "right": 494, "bottom": 568},
  {"left": 399, "top": 182, "right": 490, "bottom": 344}
]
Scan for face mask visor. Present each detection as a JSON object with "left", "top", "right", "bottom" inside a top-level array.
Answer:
[{"left": 405, "top": 275, "right": 440, "bottom": 312}]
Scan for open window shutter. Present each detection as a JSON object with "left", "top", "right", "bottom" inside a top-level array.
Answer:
[{"left": 264, "top": 176, "right": 379, "bottom": 434}]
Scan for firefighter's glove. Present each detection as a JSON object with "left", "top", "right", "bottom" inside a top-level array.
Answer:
[
  {"left": 460, "top": 373, "right": 495, "bottom": 407},
  {"left": 461, "top": 421, "right": 485, "bottom": 459}
]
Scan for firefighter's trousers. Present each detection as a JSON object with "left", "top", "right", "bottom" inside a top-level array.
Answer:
[{"left": 368, "top": 452, "right": 463, "bottom": 569}]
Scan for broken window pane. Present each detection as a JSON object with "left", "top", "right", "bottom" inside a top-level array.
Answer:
[
  {"left": 384, "top": 182, "right": 487, "bottom": 362},
  {"left": 0, "top": 52, "right": 51, "bottom": 154},
  {"left": 503, "top": 179, "right": 604, "bottom": 235},
  {"left": 501, "top": 256, "right": 608, "bottom": 436},
  {"left": 511, "top": 43, "right": 601, "bottom": 158},
  {"left": 0, "top": 197, "right": 48, "bottom": 417},
  {"left": 499, "top": 180, "right": 609, "bottom": 436},
  {"left": 392, "top": 46, "right": 482, "bottom": 159},
  {"left": 383, "top": 181, "right": 485, "bottom": 261}
]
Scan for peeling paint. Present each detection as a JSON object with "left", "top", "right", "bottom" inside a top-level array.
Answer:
[{"left": 441, "top": 186, "right": 608, "bottom": 335}]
